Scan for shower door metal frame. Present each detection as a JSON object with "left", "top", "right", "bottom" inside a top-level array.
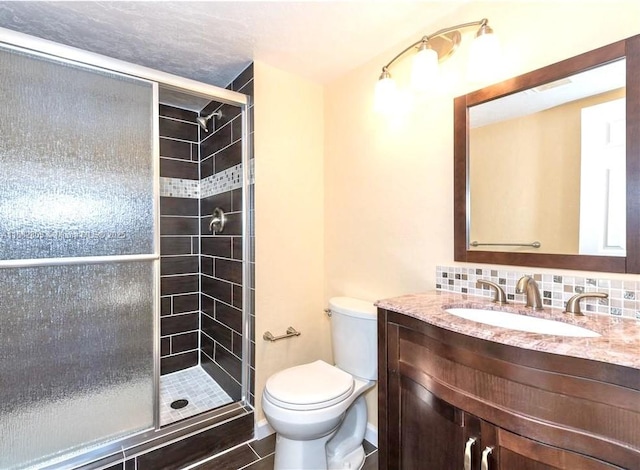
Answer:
[{"left": 0, "top": 27, "right": 253, "bottom": 470}]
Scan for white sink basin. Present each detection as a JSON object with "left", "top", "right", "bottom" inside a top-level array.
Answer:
[{"left": 445, "top": 308, "right": 600, "bottom": 338}]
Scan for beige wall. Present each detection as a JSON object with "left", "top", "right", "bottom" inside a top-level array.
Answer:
[
  {"left": 253, "top": 61, "right": 331, "bottom": 423},
  {"left": 324, "top": 2, "right": 640, "bottom": 429}
]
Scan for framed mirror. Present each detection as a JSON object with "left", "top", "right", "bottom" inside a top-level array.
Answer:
[{"left": 454, "top": 34, "right": 640, "bottom": 273}]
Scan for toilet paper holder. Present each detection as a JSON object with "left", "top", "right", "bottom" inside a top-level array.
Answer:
[{"left": 263, "top": 327, "right": 301, "bottom": 342}]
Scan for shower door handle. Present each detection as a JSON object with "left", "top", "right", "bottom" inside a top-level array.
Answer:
[{"left": 209, "top": 207, "right": 226, "bottom": 233}]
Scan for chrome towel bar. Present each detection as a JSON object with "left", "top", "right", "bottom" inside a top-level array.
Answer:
[
  {"left": 470, "top": 241, "right": 541, "bottom": 248},
  {"left": 263, "top": 327, "right": 301, "bottom": 342}
]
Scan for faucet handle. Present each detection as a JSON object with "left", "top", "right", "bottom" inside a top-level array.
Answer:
[
  {"left": 477, "top": 279, "right": 508, "bottom": 305},
  {"left": 564, "top": 292, "right": 608, "bottom": 316}
]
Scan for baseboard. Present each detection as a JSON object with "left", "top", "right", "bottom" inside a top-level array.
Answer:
[
  {"left": 365, "top": 422, "right": 378, "bottom": 447},
  {"left": 254, "top": 418, "right": 377, "bottom": 447},
  {"left": 254, "top": 418, "right": 275, "bottom": 440}
]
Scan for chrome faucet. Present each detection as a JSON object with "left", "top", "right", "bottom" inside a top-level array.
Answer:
[
  {"left": 516, "top": 276, "right": 543, "bottom": 310},
  {"left": 477, "top": 279, "right": 508, "bottom": 304},
  {"left": 564, "top": 292, "right": 608, "bottom": 316}
]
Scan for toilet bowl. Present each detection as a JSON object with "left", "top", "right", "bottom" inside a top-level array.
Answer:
[
  {"left": 262, "top": 297, "right": 377, "bottom": 470},
  {"left": 263, "top": 360, "right": 374, "bottom": 469}
]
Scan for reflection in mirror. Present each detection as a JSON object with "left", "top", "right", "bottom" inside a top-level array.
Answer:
[{"left": 468, "top": 59, "right": 626, "bottom": 257}]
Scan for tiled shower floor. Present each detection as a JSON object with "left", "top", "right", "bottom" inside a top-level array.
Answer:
[{"left": 160, "top": 366, "right": 233, "bottom": 426}]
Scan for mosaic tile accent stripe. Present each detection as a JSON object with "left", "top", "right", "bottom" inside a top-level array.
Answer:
[
  {"left": 436, "top": 265, "right": 640, "bottom": 320},
  {"left": 160, "top": 159, "right": 254, "bottom": 199},
  {"left": 201, "top": 163, "right": 242, "bottom": 199},
  {"left": 160, "top": 177, "right": 200, "bottom": 198}
]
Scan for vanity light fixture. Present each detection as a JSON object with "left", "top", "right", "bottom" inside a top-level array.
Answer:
[{"left": 374, "top": 18, "right": 499, "bottom": 112}]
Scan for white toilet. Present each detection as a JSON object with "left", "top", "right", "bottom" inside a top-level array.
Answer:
[{"left": 262, "top": 297, "right": 377, "bottom": 470}]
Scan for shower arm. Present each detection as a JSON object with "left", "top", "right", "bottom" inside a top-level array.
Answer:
[{"left": 204, "top": 110, "right": 222, "bottom": 121}]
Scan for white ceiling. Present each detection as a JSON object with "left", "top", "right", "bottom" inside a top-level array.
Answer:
[{"left": 0, "top": 1, "right": 468, "bottom": 88}]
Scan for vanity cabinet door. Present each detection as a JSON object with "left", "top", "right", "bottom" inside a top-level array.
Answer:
[
  {"left": 394, "top": 375, "right": 481, "bottom": 469},
  {"left": 484, "top": 425, "right": 624, "bottom": 470}
]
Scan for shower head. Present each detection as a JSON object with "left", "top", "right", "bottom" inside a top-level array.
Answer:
[{"left": 197, "top": 110, "right": 222, "bottom": 133}]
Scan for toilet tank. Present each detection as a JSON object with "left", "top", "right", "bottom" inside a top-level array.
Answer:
[{"left": 329, "top": 297, "right": 377, "bottom": 381}]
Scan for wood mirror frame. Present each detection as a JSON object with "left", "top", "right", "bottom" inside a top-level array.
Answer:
[{"left": 454, "top": 34, "right": 640, "bottom": 273}]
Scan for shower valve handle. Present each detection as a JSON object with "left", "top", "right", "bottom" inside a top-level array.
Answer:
[{"left": 209, "top": 207, "right": 226, "bottom": 233}]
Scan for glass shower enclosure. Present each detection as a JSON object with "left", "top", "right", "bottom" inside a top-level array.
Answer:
[
  {"left": 0, "top": 29, "right": 251, "bottom": 470},
  {"left": 0, "top": 44, "right": 157, "bottom": 469}
]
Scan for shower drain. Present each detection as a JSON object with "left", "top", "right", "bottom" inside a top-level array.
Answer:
[{"left": 170, "top": 399, "right": 189, "bottom": 409}]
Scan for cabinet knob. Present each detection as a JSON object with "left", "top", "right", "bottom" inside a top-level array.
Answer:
[
  {"left": 464, "top": 437, "right": 477, "bottom": 470},
  {"left": 481, "top": 446, "right": 494, "bottom": 470}
]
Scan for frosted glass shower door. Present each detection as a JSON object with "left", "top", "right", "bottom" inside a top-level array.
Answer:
[{"left": 0, "top": 45, "right": 157, "bottom": 469}]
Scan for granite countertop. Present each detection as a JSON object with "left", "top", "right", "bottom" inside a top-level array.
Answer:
[{"left": 375, "top": 291, "right": 640, "bottom": 370}]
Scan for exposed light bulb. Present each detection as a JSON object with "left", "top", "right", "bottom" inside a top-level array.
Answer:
[
  {"left": 411, "top": 44, "right": 439, "bottom": 93},
  {"left": 374, "top": 71, "right": 397, "bottom": 114},
  {"left": 468, "top": 28, "right": 501, "bottom": 83}
]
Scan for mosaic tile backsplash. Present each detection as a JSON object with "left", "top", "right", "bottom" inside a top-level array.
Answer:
[{"left": 436, "top": 265, "right": 640, "bottom": 320}]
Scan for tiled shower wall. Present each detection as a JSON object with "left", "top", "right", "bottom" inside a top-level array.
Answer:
[
  {"left": 157, "top": 64, "right": 254, "bottom": 403},
  {"left": 437, "top": 265, "right": 640, "bottom": 319},
  {"left": 159, "top": 105, "right": 200, "bottom": 374},
  {"left": 199, "top": 64, "right": 254, "bottom": 402}
]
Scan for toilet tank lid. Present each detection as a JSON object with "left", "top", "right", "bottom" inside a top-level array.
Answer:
[{"left": 329, "top": 297, "right": 376, "bottom": 319}]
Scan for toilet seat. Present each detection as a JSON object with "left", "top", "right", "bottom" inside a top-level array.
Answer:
[{"left": 264, "top": 360, "right": 354, "bottom": 411}]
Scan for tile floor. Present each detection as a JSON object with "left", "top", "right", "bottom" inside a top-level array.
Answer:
[
  {"left": 192, "top": 433, "right": 378, "bottom": 470},
  {"left": 160, "top": 366, "right": 233, "bottom": 426}
]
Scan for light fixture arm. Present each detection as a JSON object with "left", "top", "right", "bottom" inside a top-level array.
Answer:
[
  {"left": 380, "top": 18, "right": 489, "bottom": 73},
  {"left": 426, "top": 18, "right": 488, "bottom": 44},
  {"left": 374, "top": 17, "right": 497, "bottom": 113},
  {"left": 381, "top": 37, "right": 430, "bottom": 73}
]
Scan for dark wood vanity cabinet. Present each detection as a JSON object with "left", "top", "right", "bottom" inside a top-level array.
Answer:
[{"left": 378, "top": 309, "right": 640, "bottom": 470}]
